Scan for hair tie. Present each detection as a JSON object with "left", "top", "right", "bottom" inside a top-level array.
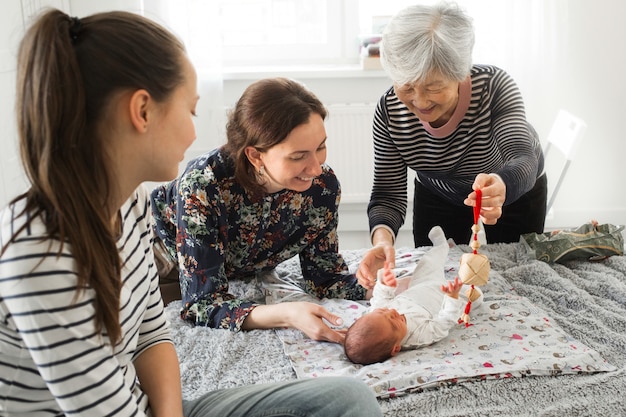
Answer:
[{"left": 69, "top": 16, "right": 82, "bottom": 43}]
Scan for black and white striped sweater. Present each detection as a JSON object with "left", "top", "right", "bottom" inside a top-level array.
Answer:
[{"left": 368, "top": 64, "right": 544, "bottom": 236}]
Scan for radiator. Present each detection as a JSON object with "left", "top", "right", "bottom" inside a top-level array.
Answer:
[{"left": 324, "top": 103, "right": 377, "bottom": 204}]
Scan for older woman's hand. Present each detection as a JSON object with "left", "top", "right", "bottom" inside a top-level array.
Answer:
[
  {"left": 356, "top": 243, "right": 396, "bottom": 290},
  {"left": 464, "top": 173, "right": 506, "bottom": 225}
]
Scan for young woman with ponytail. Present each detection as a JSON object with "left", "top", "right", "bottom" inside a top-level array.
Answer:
[{"left": 0, "top": 8, "right": 381, "bottom": 417}]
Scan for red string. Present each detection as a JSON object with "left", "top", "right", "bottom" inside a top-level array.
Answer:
[
  {"left": 472, "top": 189, "right": 482, "bottom": 254},
  {"left": 459, "top": 284, "right": 476, "bottom": 328},
  {"left": 474, "top": 189, "right": 482, "bottom": 224},
  {"left": 460, "top": 191, "right": 483, "bottom": 327}
]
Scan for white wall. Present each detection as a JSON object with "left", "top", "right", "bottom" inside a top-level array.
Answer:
[
  {"left": 549, "top": 0, "right": 626, "bottom": 229},
  {"left": 1, "top": 0, "right": 625, "bottom": 250},
  {"left": 0, "top": 1, "right": 28, "bottom": 206},
  {"left": 526, "top": 0, "right": 626, "bottom": 233}
]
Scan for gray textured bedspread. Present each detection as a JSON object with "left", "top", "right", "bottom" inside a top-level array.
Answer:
[{"left": 165, "top": 243, "right": 626, "bottom": 417}]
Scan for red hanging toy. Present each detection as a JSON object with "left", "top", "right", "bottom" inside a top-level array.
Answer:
[{"left": 458, "top": 188, "right": 490, "bottom": 327}]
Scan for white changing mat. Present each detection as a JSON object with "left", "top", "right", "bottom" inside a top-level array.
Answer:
[{"left": 272, "top": 246, "right": 616, "bottom": 398}]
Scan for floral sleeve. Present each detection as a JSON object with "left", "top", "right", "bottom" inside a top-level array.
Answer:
[
  {"left": 299, "top": 172, "right": 366, "bottom": 301},
  {"left": 175, "top": 166, "right": 256, "bottom": 330}
]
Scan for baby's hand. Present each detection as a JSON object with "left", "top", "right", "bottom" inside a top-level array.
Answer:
[
  {"left": 441, "top": 276, "right": 463, "bottom": 299},
  {"left": 378, "top": 261, "right": 397, "bottom": 287}
]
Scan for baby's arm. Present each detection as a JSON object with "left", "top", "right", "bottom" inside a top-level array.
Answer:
[
  {"left": 441, "top": 276, "right": 463, "bottom": 299},
  {"left": 379, "top": 261, "right": 397, "bottom": 287},
  {"left": 405, "top": 280, "right": 465, "bottom": 347},
  {"left": 370, "top": 261, "right": 397, "bottom": 309}
]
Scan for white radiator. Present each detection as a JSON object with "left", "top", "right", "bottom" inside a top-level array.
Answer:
[{"left": 324, "top": 103, "right": 377, "bottom": 204}]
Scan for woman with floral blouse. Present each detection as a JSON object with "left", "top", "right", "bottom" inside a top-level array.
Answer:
[{"left": 151, "top": 77, "right": 370, "bottom": 344}]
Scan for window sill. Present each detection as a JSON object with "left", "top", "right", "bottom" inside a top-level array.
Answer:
[{"left": 222, "top": 64, "right": 388, "bottom": 81}]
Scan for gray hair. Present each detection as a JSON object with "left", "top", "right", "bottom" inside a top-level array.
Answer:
[{"left": 380, "top": 2, "right": 474, "bottom": 85}]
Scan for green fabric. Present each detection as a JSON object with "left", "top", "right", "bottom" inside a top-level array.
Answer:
[{"left": 519, "top": 222, "right": 624, "bottom": 263}]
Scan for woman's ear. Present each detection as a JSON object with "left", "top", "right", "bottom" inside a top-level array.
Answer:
[
  {"left": 244, "top": 146, "right": 263, "bottom": 171},
  {"left": 128, "top": 89, "right": 151, "bottom": 133}
]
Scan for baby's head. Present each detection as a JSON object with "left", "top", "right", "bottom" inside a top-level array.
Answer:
[{"left": 344, "top": 308, "right": 407, "bottom": 365}]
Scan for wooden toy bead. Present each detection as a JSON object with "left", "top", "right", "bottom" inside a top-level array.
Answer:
[{"left": 457, "top": 188, "right": 490, "bottom": 327}]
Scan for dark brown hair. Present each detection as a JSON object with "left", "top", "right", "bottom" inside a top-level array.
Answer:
[
  {"left": 7, "top": 9, "right": 185, "bottom": 345},
  {"left": 344, "top": 316, "right": 396, "bottom": 365},
  {"left": 222, "top": 77, "right": 327, "bottom": 195}
]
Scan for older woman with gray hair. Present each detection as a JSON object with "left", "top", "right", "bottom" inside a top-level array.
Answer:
[{"left": 357, "top": 2, "right": 546, "bottom": 288}]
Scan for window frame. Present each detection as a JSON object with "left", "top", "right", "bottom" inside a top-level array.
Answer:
[{"left": 216, "top": 0, "right": 361, "bottom": 68}]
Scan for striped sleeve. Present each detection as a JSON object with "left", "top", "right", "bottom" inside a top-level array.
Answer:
[
  {"left": 0, "top": 186, "right": 168, "bottom": 416},
  {"left": 367, "top": 95, "right": 410, "bottom": 235},
  {"left": 119, "top": 186, "right": 171, "bottom": 359},
  {"left": 486, "top": 68, "right": 542, "bottom": 201}
]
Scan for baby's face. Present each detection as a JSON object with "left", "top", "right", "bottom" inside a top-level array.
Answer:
[{"left": 365, "top": 308, "right": 407, "bottom": 343}]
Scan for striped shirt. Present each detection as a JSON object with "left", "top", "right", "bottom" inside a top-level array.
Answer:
[
  {"left": 368, "top": 64, "right": 544, "bottom": 236},
  {"left": 0, "top": 186, "right": 170, "bottom": 416}
]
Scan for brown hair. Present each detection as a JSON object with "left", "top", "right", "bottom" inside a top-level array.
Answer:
[
  {"left": 344, "top": 315, "right": 396, "bottom": 365},
  {"left": 7, "top": 9, "right": 185, "bottom": 345},
  {"left": 222, "top": 77, "right": 327, "bottom": 196}
]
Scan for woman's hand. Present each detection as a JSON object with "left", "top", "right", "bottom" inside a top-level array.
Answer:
[
  {"left": 243, "top": 302, "right": 347, "bottom": 344},
  {"left": 356, "top": 243, "right": 396, "bottom": 290},
  {"left": 464, "top": 173, "right": 506, "bottom": 225},
  {"left": 286, "top": 302, "right": 348, "bottom": 344}
]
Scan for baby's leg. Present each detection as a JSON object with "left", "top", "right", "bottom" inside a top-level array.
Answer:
[{"left": 410, "top": 226, "right": 449, "bottom": 286}]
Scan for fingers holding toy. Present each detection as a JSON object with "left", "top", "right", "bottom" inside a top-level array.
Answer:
[{"left": 464, "top": 173, "right": 506, "bottom": 225}]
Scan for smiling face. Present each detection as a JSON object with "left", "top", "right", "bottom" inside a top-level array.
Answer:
[
  {"left": 394, "top": 72, "right": 460, "bottom": 128},
  {"left": 254, "top": 112, "right": 327, "bottom": 193}
]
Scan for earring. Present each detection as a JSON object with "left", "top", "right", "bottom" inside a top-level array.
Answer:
[{"left": 258, "top": 165, "right": 265, "bottom": 176}]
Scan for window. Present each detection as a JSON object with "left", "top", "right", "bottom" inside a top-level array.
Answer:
[
  {"left": 158, "top": 0, "right": 559, "bottom": 78},
  {"left": 216, "top": 0, "right": 355, "bottom": 67},
  {"left": 213, "top": 0, "right": 433, "bottom": 68},
  {"left": 172, "top": 0, "right": 428, "bottom": 68}
]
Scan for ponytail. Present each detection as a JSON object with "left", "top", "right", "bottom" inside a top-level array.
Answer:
[{"left": 13, "top": 9, "right": 186, "bottom": 345}]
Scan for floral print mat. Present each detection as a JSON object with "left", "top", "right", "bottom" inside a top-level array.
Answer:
[{"left": 273, "top": 245, "right": 617, "bottom": 398}]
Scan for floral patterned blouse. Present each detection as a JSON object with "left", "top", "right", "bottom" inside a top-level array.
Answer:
[{"left": 151, "top": 148, "right": 365, "bottom": 330}]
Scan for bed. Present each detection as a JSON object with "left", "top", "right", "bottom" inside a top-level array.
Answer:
[{"left": 164, "top": 241, "right": 626, "bottom": 416}]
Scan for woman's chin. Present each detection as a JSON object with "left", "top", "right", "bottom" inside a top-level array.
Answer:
[{"left": 292, "top": 178, "right": 313, "bottom": 191}]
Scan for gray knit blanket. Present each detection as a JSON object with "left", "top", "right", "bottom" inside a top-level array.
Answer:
[{"left": 165, "top": 243, "right": 626, "bottom": 417}]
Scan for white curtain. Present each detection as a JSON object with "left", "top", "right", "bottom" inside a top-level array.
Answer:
[
  {"left": 52, "top": 0, "right": 226, "bottom": 169},
  {"left": 143, "top": 0, "right": 226, "bottom": 165},
  {"left": 464, "top": 0, "right": 566, "bottom": 124}
]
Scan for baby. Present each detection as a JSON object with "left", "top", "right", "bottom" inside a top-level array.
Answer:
[{"left": 344, "top": 226, "right": 483, "bottom": 365}]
